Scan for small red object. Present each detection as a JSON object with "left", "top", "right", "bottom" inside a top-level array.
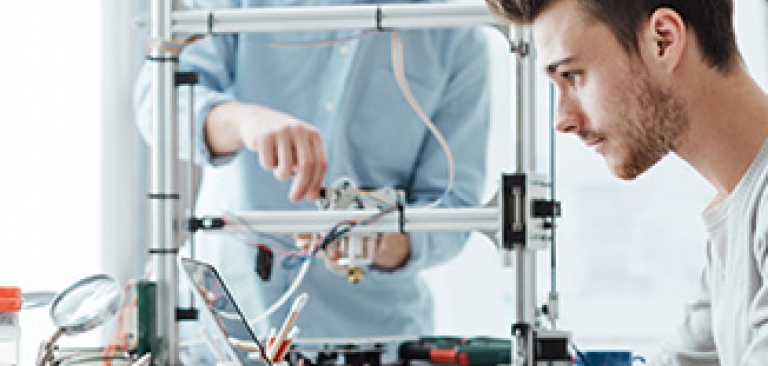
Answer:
[{"left": 0, "top": 287, "right": 22, "bottom": 312}]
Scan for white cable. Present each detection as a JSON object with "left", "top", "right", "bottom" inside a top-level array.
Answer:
[
  {"left": 248, "top": 256, "right": 312, "bottom": 327},
  {"left": 390, "top": 31, "right": 455, "bottom": 209},
  {"left": 215, "top": 310, "right": 244, "bottom": 321}
]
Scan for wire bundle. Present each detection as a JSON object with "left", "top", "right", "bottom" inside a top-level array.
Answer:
[{"left": 224, "top": 199, "right": 399, "bottom": 270}]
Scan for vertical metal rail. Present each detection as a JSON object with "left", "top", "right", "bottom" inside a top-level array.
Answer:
[
  {"left": 149, "top": 0, "right": 180, "bottom": 363},
  {"left": 514, "top": 27, "right": 536, "bottom": 174},
  {"left": 512, "top": 25, "right": 538, "bottom": 366}
]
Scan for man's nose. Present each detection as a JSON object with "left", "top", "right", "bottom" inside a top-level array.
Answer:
[{"left": 554, "top": 96, "right": 583, "bottom": 134}]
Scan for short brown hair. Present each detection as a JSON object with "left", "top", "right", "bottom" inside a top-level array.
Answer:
[{"left": 485, "top": 0, "right": 739, "bottom": 72}]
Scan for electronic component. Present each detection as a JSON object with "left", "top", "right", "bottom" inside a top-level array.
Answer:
[
  {"left": 256, "top": 247, "right": 274, "bottom": 281},
  {"left": 317, "top": 185, "right": 404, "bottom": 283}
]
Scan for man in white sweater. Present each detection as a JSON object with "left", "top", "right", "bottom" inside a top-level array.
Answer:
[{"left": 485, "top": 0, "right": 768, "bottom": 364}]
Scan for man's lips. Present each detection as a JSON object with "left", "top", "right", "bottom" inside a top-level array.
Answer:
[
  {"left": 584, "top": 138, "right": 605, "bottom": 153},
  {"left": 584, "top": 138, "right": 603, "bottom": 147}
]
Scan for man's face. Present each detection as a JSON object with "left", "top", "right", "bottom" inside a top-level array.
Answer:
[{"left": 534, "top": 0, "right": 688, "bottom": 180}]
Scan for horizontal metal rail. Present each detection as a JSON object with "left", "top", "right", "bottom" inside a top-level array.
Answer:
[
  {"left": 222, "top": 206, "right": 499, "bottom": 234},
  {"left": 172, "top": 3, "right": 500, "bottom": 34}
]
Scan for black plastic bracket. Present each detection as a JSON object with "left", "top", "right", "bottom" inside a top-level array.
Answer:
[
  {"left": 532, "top": 199, "right": 561, "bottom": 218},
  {"left": 175, "top": 71, "right": 199, "bottom": 86},
  {"left": 502, "top": 174, "right": 526, "bottom": 249},
  {"left": 176, "top": 307, "right": 199, "bottom": 321},
  {"left": 535, "top": 336, "right": 570, "bottom": 361},
  {"left": 187, "top": 217, "right": 226, "bottom": 232}
]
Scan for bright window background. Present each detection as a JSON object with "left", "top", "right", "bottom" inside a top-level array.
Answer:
[{"left": 0, "top": 1, "right": 102, "bottom": 363}]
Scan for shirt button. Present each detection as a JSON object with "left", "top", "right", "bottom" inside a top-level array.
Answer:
[
  {"left": 324, "top": 102, "right": 335, "bottom": 112},
  {"left": 338, "top": 46, "right": 349, "bottom": 55}
]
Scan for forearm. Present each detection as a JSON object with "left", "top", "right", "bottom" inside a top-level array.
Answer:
[
  {"left": 205, "top": 101, "right": 248, "bottom": 157},
  {"left": 205, "top": 100, "right": 326, "bottom": 201}
]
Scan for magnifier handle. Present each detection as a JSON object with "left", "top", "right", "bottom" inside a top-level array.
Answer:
[{"left": 36, "top": 328, "right": 65, "bottom": 366}]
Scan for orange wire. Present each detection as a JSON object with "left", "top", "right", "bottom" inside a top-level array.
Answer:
[
  {"left": 102, "top": 283, "right": 136, "bottom": 365},
  {"left": 222, "top": 216, "right": 309, "bottom": 256},
  {"left": 145, "top": 34, "right": 209, "bottom": 55}
]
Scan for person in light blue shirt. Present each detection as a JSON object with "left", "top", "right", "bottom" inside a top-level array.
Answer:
[{"left": 134, "top": 0, "right": 491, "bottom": 361}]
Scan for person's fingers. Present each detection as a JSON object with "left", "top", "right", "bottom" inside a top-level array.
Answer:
[
  {"left": 372, "top": 233, "right": 410, "bottom": 270},
  {"left": 363, "top": 235, "right": 380, "bottom": 259},
  {"left": 325, "top": 242, "right": 342, "bottom": 261},
  {"left": 294, "top": 233, "right": 312, "bottom": 241},
  {"left": 322, "top": 240, "right": 348, "bottom": 274},
  {"left": 274, "top": 129, "right": 296, "bottom": 181},
  {"left": 257, "top": 133, "right": 278, "bottom": 170},
  {"left": 307, "top": 132, "right": 328, "bottom": 201},
  {"left": 325, "top": 260, "right": 347, "bottom": 275},
  {"left": 294, "top": 233, "right": 316, "bottom": 251},
  {"left": 289, "top": 129, "right": 318, "bottom": 202},
  {"left": 295, "top": 237, "right": 311, "bottom": 251},
  {"left": 325, "top": 256, "right": 347, "bottom": 274},
  {"left": 296, "top": 233, "right": 328, "bottom": 254}
]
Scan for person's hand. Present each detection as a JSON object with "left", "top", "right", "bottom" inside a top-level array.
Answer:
[
  {"left": 367, "top": 233, "right": 411, "bottom": 270},
  {"left": 206, "top": 102, "right": 327, "bottom": 202},
  {"left": 295, "top": 233, "right": 411, "bottom": 273}
]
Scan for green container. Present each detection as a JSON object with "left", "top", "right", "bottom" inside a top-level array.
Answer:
[{"left": 135, "top": 281, "right": 157, "bottom": 357}]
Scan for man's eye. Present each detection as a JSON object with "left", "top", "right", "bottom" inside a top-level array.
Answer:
[{"left": 561, "top": 71, "right": 580, "bottom": 84}]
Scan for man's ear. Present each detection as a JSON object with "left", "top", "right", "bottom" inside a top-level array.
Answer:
[{"left": 641, "top": 7, "right": 687, "bottom": 72}]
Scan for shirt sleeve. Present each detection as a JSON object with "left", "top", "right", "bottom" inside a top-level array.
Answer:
[
  {"left": 133, "top": 0, "right": 240, "bottom": 167},
  {"left": 651, "top": 244, "right": 719, "bottom": 366},
  {"left": 370, "top": 28, "right": 491, "bottom": 278}
]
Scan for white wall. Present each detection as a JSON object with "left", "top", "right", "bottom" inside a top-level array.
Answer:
[{"left": 0, "top": 1, "right": 103, "bottom": 363}]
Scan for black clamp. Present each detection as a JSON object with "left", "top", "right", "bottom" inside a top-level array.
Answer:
[
  {"left": 175, "top": 71, "right": 199, "bottom": 86},
  {"left": 176, "top": 307, "right": 199, "bottom": 321},
  {"left": 397, "top": 202, "right": 405, "bottom": 233},
  {"left": 148, "top": 193, "right": 180, "bottom": 200},
  {"left": 207, "top": 12, "right": 214, "bottom": 35},
  {"left": 187, "top": 217, "right": 226, "bottom": 232},
  {"left": 145, "top": 56, "right": 179, "bottom": 63},
  {"left": 512, "top": 322, "right": 530, "bottom": 337},
  {"left": 532, "top": 199, "right": 562, "bottom": 218},
  {"left": 376, "top": 6, "right": 384, "bottom": 31},
  {"left": 148, "top": 248, "right": 179, "bottom": 255}
]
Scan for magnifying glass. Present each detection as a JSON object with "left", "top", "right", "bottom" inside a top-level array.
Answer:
[
  {"left": 22, "top": 291, "right": 57, "bottom": 310},
  {"left": 36, "top": 274, "right": 123, "bottom": 366}
]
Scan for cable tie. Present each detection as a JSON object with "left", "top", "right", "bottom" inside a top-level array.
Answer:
[
  {"left": 376, "top": 6, "right": 383, "bottom": 31},
  {"left": 148, "top": 193, "right": 180, "bottom": 199},
  {"left": 148, "top": 248, "right": 179, "bottom": 254},
  {"left": 397, "top": 202, "right": 405, "bottom": 233},
  {"left": 145, "top": 56, "right": 179, "bottom": 63},
  {"left": 207, "top": 12, "right": 214, "bottom": 35}
]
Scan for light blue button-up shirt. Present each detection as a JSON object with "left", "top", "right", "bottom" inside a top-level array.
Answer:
[{"left": 134, "top": 0, "right": 491, "bottom": 358}]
